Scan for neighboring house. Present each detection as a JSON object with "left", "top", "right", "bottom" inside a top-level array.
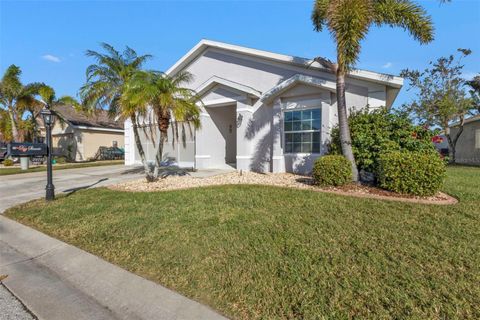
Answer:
[
  {"left": 447, "top": 115, "right": 480, "bottom": 165},
  {"left": 124, "top": 39, "right": 403, "bottom": 173},
  {"left": 39, "top": 105, "right": 124, "bottom": 161}
]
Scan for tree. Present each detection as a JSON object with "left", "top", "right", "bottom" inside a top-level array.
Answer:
[
  {"left": 311, "top": 0, "right": 434, "bottom": 182},
  {"left": 0, "top": 109, "right": 13, "bottom": 142},
  {"left": 80, "top": 43, "right": 154, "bottom": 181},
  {"left": 37, "top": 85, "right": 79, "bottom": 110},
  {"left": 466, "top": 75, "right": 480, "bottom": 112},
  {"left": 401, "top": 49, "right": 477, "bottom": 163},
  {"left": 124, "top": 70, "right": 201, "bottom": 178},
  {"left": 0, "top": 65, "right": 43, "bottom": 142}
]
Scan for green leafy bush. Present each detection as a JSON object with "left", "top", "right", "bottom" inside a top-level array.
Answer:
[
  {"left": 377, "top": 151, "right": 446, "bottom": 196},
  {"left": 329, "top": 108, "right": 436, "bottom": 175},
  {"left": 313, "top": 155, "right": 352, "bottom": 186},
  {"left": 3, "top": 159, "right": 14, "bottom": 166}
]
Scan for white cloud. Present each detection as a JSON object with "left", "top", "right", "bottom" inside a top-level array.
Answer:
[
  {"left": 382, "top": 62, "right": 393, "bottom": 69},
  {"left": 42, "top": 54, "right": 61, "bottom": 63}
]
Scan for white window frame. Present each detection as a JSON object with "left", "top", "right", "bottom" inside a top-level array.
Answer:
[{"left": 282, "top": 106, "right": 322, "bottom": 155}]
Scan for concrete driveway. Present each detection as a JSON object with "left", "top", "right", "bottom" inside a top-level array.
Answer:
[{"left": 0, "top": 164, "right": 144, "bottom": 213}]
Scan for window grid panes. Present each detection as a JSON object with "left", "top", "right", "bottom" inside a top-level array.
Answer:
[{"left": 284, "top": 109, "right": 321, "bottom": 153}]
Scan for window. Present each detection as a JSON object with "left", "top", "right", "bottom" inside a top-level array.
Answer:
[{"left": 284, "top": 109, "right": 321, "bottom": 153}]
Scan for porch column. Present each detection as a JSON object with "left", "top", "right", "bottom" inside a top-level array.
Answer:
[
  {"left": 236, "top": 97, "right": 253, "bottom": 171},
  {"left": 272, "top": 98, "right": 285, "bottom": 172}
]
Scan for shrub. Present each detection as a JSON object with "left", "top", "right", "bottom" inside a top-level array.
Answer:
[
  {"left": 3, "top": 159, "right": 14, "bottom": 166},
  {"left": 377, "top": 151, "right": 446, "bottom": 196},
  {"left": 313, "top": 155, "right": 352, "bottom": 186},
  {"left": 54, "top": 156, "right": 67, "bottom": 164},
  {"left": 329, "top": 108, "right": 436, "bottom": 175}
]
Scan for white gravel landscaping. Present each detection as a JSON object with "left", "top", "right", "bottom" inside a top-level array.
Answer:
[
  {"left": 111, "top": 171, "right": 317, "bottom": 192},
  {"left": 110, "top": 170, "right": 457, "bottom": 205}
]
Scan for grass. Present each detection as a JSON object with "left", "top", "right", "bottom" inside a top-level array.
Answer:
[
  {"left": 5, "top": 166, "right": 480, "bottom": 319},
  {"left": 0, "top": 160, "right": 123, "bottom": 175}
]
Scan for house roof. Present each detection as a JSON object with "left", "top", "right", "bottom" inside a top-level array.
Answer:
[
  {"left": 166, "top": 39, "right": 404, "bottom": 89},
  {"left": 450, "top": 114, "right": 480, "bottom": 127},
  {"left": 53, "top": 105, "right": 124, "bottom": 131},
  {"left": 464, "top": 114, "right": 480, "bottom": 124}
]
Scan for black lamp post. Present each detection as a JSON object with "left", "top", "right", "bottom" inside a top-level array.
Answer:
[{"left": 40, "top": 108, "right": 56, "bottom": 201}]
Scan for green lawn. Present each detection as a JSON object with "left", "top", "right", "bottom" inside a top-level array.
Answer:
[
  {"left": 0, "top": 160, "right": 123, "bottom": 175},
  {"left": 5, "top": 166, "right": 480, "bottom": 319}
]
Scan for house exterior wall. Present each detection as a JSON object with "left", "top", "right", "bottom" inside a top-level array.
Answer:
[
  {"left": 450, "top": 121, "right": 480, "bottom": 165},
  {"left": 125, "top": 44, "right": 398, "bottom": 174},
  {"left": 125, "top": 120, "right": 195, "bottom": 167},
  {"left": 81, "top": 130, "right": 125, "bottom": 160},
  {"left": 49, "top": 121, "right": 79, "bottom": 160}
]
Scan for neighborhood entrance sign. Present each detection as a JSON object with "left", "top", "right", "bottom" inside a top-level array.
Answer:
[{"left": 7, "top": 143, "right": 48, "bottom": 157}]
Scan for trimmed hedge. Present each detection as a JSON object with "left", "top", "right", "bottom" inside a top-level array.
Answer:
[
  {"left": 313, "top": 155, "right": 352, "bottom": 186},
  {"left": 3, "top": 159, "right": 14, "bottom": 166},
  {"left": 378, "top": 151, "right": 446, "bottom": 196}
]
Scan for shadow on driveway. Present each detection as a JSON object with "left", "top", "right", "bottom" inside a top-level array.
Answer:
[{"left": 63, "top": 178, "right": 109, "bottom": 196}]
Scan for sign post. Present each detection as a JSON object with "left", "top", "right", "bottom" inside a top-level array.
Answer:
[{"left": 40, "top": 108, "right": 56, "bottom": 201}]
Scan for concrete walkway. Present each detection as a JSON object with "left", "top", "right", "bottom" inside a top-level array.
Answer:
[
  {"left": 0, "top": 165, "right": 229, "bottom": 319},
  {"left": 0, "top": 216, "right": 227, "bottom": 320}
]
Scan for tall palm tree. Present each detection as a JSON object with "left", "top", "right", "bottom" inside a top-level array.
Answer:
[
  {"left": 124, "top": 70, "right": 201, "bottom": 178},
  {"left": 0, "top": 65, "right": 43, "bottom": 142},
  {"left": 79, "top": 43, "right": 154, "bottom": 180},
  {"left": 312, "top": 0, "right": 434, "bottom": 182}
]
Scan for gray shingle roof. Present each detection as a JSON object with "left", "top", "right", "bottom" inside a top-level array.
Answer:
[{"left": 53, "top": 105, "right": 123, "bottom": 130}]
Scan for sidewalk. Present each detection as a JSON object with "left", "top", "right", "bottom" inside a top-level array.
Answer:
[{"left": 0, "top": 216, "right": 228, "bottom": 320}]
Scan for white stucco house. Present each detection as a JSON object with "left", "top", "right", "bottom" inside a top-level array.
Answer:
[{"left": 124, "top": 40, "right": 403, "bottom": 173}]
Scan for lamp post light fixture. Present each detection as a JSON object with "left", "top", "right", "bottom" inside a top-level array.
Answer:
[{"left": 40, "top": 107, "right": 56, "bottom": 201}]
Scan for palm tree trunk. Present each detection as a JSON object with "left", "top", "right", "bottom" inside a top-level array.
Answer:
[
  {"left": 153, "top": 132, "right": 167, "bottom": 178},
  {"left": 336, "top": 70, "right": 359, "bottom": 182},
  {"left": 153, "top": 114, "right": 170, "bottom": 179},
  {"left": 130, "top": 113, "right": 155, "bottom": 182},
  {"left": 8, "top": 108, "right": 20, "bottom": 142}
]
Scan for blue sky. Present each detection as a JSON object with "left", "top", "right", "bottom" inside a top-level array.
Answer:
[{"left": 1, "top": 0, "right": 479, "bottom": 108}]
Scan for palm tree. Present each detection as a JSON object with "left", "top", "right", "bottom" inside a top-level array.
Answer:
[
  {"left": 0, "top": 65, "right": 43, "bottom": 142},
  {"left": 311, "top": 0, "right": 434, "bottom": 182},
  {"left": 37, "top": 85, "right": 79, "bottom": 110},
  {"left": 124, "top": 70, "right": 201, "bottom": 178},
  {"left": 79, "top": 43, "right": 154, "bottom": 180}
]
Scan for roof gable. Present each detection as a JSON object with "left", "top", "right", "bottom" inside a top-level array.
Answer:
[
  {"left": 195, "top": 76, "right": 262, "bottom": 98},
  {"left": 167, "top": 39, "right": 403, "bottom": 89}
]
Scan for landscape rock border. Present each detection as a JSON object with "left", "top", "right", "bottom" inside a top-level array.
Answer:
[{"left": 111, "top": 171, "right": 458, "bottom": 205}]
